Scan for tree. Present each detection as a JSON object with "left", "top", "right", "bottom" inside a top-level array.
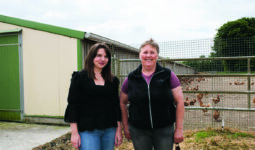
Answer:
[
  {"left": 182, "top": 55, "right": 218, "bottom": 72},
  {"left": 212, "top": 17, "right": 255, "bottom": 72}
]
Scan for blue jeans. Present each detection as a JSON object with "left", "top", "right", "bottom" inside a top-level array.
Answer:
[
  {"left": 129, "top": 125, "right": 174, "bottom": 150},
  {"left": 79, "top": 127, "right": 116, "bottom": 150}
]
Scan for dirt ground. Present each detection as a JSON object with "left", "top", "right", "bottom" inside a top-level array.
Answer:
[{"left": 33, "top": 128, "right": 255, "bottom": 150}]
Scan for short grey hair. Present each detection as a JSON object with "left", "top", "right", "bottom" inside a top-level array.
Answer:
[{"left": 139, "top": 38, "right": 159, "bottom": 53}]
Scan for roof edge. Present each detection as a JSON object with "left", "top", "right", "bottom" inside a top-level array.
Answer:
[
  {"left": 0, "top": 14, "right": 84, "bottom": 39},
  {"left": 85, "top": 32, "right": 139, "bottom": 53},
  {"left": 0, "top": 28, "right": 22, "bottom": 34}
]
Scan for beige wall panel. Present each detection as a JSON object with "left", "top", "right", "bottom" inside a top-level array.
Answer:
[
  {"left": 23, "top": 29, "right": 78, "bottom": 116},
  {"left": 0, "top": 22, "right": 78, "bottom": 116},
  {"left": 0, "top": 22, "right": 20, "bottom": 31}
]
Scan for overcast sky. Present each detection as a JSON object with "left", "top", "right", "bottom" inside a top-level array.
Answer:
[{"left": 1, "top": 0, "right": 255, "bottom": 47}]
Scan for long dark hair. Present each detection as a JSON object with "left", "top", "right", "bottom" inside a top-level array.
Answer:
[{"left": 84, "top": 42, "right": 113, "bottom": 82}]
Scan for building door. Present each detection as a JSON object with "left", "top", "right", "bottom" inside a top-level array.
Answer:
[{"left": 0, "top": 31, "right": 23, "bottom": 121}]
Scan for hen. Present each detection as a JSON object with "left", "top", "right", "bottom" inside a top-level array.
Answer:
[
  {"left": 191, "top": 85, "right": 199, "bottom": 91},
  {"left": 234, "top": 81, "right": 245, "bottom": 85},
  {"left": 213, "top": 110, "right": 220, "bottom": 121},
  {"left": 212, "top": 95, "right": 220, "bottom": 104},
  {"left": 189, "top": 99, "right": 196, "bottom": 106},
  {"left": 185, "top": 86, "right": 190, "bottom": 91},
  {"left": 198, "top": 99, "right": 211, "bottom": 115},
  {"left": 196, "top": 93, "right": 204, "bottom": 100},
  {"left": 184, "top": 97, "right": 191, "bottom": 106}
]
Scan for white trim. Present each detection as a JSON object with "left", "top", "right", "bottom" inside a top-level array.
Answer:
[{"left": 18, "top": 31, "right": 24, "bottom": 120}]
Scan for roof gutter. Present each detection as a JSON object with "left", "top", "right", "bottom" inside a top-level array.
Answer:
[
  {"left": 0, "top": 14, "right": 84, "bottom": 39},
  {"left": 0, "top": 28, "right": 22, "bottom": 34},
  {"left": 85, "top": 32, "right": 139, "bottom": 53}
]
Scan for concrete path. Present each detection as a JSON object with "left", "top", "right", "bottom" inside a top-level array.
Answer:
[{"left": 0, "top": 121, "right": 70, "bottom": 150}]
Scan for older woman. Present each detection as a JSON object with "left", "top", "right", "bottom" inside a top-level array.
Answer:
[{"left": 120, "top": 39, "right": 184, "bottom": 150}]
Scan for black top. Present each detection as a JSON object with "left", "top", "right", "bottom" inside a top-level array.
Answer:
[{"left": 64, "top": 70, "right": 121, "bottom": 131}]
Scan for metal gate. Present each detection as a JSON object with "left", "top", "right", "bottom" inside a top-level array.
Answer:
[{"left": 0, "top": 29, "right": 23, "bottom": 121}]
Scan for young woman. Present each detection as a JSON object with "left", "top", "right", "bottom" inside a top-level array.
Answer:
[{"left": 64, "top": 43, "right": 122, "bottom": 150}]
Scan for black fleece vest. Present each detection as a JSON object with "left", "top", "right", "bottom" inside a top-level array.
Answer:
[{"left": 128, "top": 63, "right": 176, "bottom": 129}]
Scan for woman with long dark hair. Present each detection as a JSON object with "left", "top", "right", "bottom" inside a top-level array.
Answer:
[{"left": 64, "top": 43, "right": 122, "bottom": 150}]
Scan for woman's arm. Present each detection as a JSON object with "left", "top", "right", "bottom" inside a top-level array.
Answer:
[
  {"left": 115, "top": 121, "right": 122, "bottom": 146},
  {"left": 172, "top": 86, "right": 184, "bottom": 143},
  {"left": 70, "top": 123, "right": 81, "bottom": 149},
  {"left": 119, "top": 91, "right": 131, "bottom": 140}
]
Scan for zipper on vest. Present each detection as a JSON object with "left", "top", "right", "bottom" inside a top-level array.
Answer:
[{"left": 142, "top": 70, "right": 164, "bottom": 129}]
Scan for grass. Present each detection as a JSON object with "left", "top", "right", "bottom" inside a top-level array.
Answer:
[
  {"left": 182, "top": 128, "right": 255, "bottom": 150},
  {"left": 233, "top": 132, "right": 255, "bottom": 138},
  {"left": 195, "top": 130, "right": 217, "bottom": 142},
  {"left": 24, "top": 115, "right": 64, "bottom": 119}
]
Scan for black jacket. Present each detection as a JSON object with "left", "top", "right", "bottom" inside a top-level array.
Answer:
[
  {"left": 64, "top": 70, "right": 121, "bottom": 131},
  {"left": 128, "top": 63, "right": 176, "bottom": 129}
]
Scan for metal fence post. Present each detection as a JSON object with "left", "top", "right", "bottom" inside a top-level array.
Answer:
[
  {"left": 117, "top": 58, "right": 121, "bottom": 92},
  {"left": 162, "top": 59, "right": 166, "bottom": 67},
  {"left": 111, "top": 45, "right": 115, "bottom": 75},
  {"left": 247, "top": 58, "right": 251, "bottom": 108}
]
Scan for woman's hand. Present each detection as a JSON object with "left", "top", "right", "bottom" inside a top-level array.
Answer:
[
  {"left": 70, "top": 123, "right": 80, "bottom": 149},
  {"left": 172, "top": 86, "right": 185, "bottom": 144},
  {"left": 123, "top": 125, "right": 131, "bottom": 140},
  {"left": 174, "top": 128, "right": 184, "bottom": 144},
  {"left": 71, "top": 132, "right": 81, "bottom": 149},
  {"left": 115, "top": 123, "right": 123, "bottom": 147},
  {"left": 119, "top": 92, "right": 131, "bottom": 140}
]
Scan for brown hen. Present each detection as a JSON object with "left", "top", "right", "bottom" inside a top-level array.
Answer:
[
  {"left": 198, "top": 99, "right": 211, "bottom": 114},
  {"left": 196, "top": 93, "right": 204, "bottom": 100},
  {"left": 189, "top": 99, "right": 196, "bottom": 106},
  {"left": 184, "top": 97, "right": 191, "bottom": 106},
  {"left": 212, "top": 95, "right": 220, "bottom": 104},
  {"left": 213, "top": 110, "right": 220, "bottom": 121}
]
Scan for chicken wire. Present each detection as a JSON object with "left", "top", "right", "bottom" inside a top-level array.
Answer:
[
  {"left": 158, "top": 37, "right": 255, "bottom": 59},
  {"left": 157, "top": 38, "right": 214, "bottom": 59},
  {"left": 110, "top": 37, "right": 255, "bottom": 131},
  {"left": 180, "top": 75, "right": 255, "bottom": 131}
]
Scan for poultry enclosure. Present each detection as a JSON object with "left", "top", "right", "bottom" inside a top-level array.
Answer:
[{"left": 114, "top": 37, "right": 255, "bottom": 132}]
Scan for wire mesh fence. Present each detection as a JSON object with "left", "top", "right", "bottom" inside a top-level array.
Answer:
[
  {"left": 111, "top": 37, "right": 255, "bottom": 131},
  {"left": 157, "top": 38, "right": 214, "bottom": 59}
]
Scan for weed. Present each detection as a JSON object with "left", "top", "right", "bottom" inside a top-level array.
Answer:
[
  {"left": 210, "top": 138, "right": 218, "bottom": 146},
  {"left": 195, "top": 130, "right": 217, "bottom": 142}
]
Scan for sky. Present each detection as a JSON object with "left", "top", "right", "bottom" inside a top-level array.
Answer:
[{"left": 1, "top": 0, "right": 255, "bottom": 57}]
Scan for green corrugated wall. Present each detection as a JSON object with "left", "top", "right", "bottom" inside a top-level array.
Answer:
[{"left": 0, "top": 34, "right": 21, "bottom": 121}]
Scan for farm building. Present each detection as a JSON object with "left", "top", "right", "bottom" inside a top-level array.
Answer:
[{"left": 0, "top": 14, "right": 194, "bottom": 124}]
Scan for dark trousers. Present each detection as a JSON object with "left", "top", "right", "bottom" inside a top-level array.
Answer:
[{"left": 129, "top": 125, "right": 174, "bottom": 150}]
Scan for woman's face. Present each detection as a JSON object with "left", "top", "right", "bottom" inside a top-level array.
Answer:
[
  {"left": 139, "top": 44, "right": 158, "bottom": 69},
  {"left": 93, "top": 48, "right": 109, "bottom": 70}
]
